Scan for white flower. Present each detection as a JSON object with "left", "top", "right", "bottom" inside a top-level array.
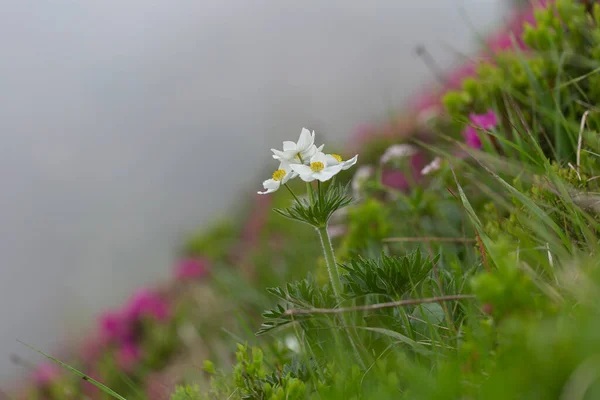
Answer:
[
  {"left": 421, "top": 157, "right": 442, "bottom": 175},
  {"left": 351, "top": 165, "right": 374, "bottom": 197},
  {"left": 271, "top": 128, "right": 324, "bottom": 165},
  {"left": 257, "top": 163, "right": 297, "bottom": 194},
  {"left": 380, "top": 144, "right": 417, "bottom": 164},
  {"left": 325, "top": 153, "right": 358, "bottom": 171},
  {"left": 284, "top": 335, "right": 300, "bottom": 353},
  {"left": 290, "top": 152, "right": 344, "bottom": 182}
]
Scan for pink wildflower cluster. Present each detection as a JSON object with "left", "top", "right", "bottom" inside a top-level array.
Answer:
[
  {"left": 463, "top": 110, "right": 498, "bottom": 149},
  {"left": 174, "top": 257, "right": 210, "bottom": 281},
  {"left": 408, "top": 1, "right": 550, "bottom": 117},
  {"left": 380, "top": 145, "right": 428, "bottom": 192},
  {"left": 32, "top": 363, "right": 61, "bottom": 387},
  {"left": 96, "top": 288, "right": 170, "bottom": 371}
]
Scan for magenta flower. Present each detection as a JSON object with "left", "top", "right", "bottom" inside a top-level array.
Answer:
[
  {"left": 116, "top": 341, "right": 141, "bottom": 372},
  {"left": 175, "top": 257, "right": 210, "bottom": 281},
  {"left": 33, "top": 363, "right": 60, "bottom": 387},
  {"left": 463, "top": 110, "right": 498, "bottom": 149},
  {"left": 381, "top": 168, "right": 409, "bottom": 191},
  {"left": 463, "top": 126, "right": 482, "bottom": 149},
  {"left": 470, "top": 110, "right": 497, "bottom": 130},
  {"left": 380, "top": 151, "right": 427, "bottom": 192},
  {"left": 486, "top": 0, "right": 549, "bottom": 51},
  {"left": 99, "top": 310, "right": 130, "bottom": 343},
  {"left": 124, "top": 288, "right": 170, "bottom": 322}
]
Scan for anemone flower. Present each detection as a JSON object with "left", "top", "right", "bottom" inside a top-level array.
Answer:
[
  {"left": 257, "top": 162, "right": 297, "bottom": 194},
  {"left": 290, "top": 151, "right": 346, "bottom": 182},
  {"left": 271, "top": 128, "right": 323, "bottom": 165},
  {"left": 325, "top": 153, "right": 358, "bottom": 171}
]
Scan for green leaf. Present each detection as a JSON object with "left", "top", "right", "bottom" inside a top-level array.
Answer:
[{"left": 19, "top": 341, "right": 128, "bottom": 400}]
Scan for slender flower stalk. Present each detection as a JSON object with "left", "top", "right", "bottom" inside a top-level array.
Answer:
[
  {"left": 284, "top": 184, "right": 301, "bottom": 204},
  {"left": 306, "top": 182, "right": 315, "bottom": 205},
  {"left": 317, "top": 226, "right": 343, "bottom": 299},
  {"left": 317, "top": 221, "right": 365, "bottom": 368}
]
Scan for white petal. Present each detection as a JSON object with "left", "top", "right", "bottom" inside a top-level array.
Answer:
[
  {"left": 298, "top": 173, "right": 316, "bottom": 182},
  {"left": 351, "top": 165, "right": 375, "bottom": 195},
  {"left": 286, "top": 170, "right": 299, "bottom": 181},
  {"left": 341, "top": 154, "right": 358, "bottom": 170},
  {"left": 421, "top": 157, "right": 442, "bottom": 175},
  {"left": 310, "top": 151, "right": 328, "bottom": 165},
  {"left": 300, "top": 144, "right": 319, "bottom": 161},
  {"left": 290, "top": 164, "right": 312, "bottom": 175},
  {"left": 314, "top": 165, "right": 343, "bottom": 182},
  {"left": 316, "top": 144, "right": 324, "bottom": 152},
  {"left": 257, "top": 179, "right": 280, "bottom": 194},
  {"left": 380, "top": 144, "right": 417, "bottom": 164},
  {"left": 273, "top": 149, "right": 299, "bottom": 161},
  {"left": 325, "top": 154, "right": 340, "bottom": 165},
  {"left": 296, "top": 128, "right": 314, "bottom": 151},
  {"left": 281, "top": 169, "right": 297, "bottom": 184},
  {"left": 271, "top": 149, "right": 286, "bottom": 160},
  {"left": 282, "top": 141, "right": 296, "bottom": 151}
]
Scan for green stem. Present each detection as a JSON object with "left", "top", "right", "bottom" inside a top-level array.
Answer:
[
  {"left": 317, "top": 226, "right": 343, "bottom": 299},
  {"left": 284, "top": 184, "right": 301, "bottom": 204},
  {"left": 306, "top": 182, "right": 315, "bottom": 205},
  {"left": 316, "top": 225, "right": 366, "bottom": 368},
  {"left": 317, "top": 180, "right": 325, "bottom": 210}
]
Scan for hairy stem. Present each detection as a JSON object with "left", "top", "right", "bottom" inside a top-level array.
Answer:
[
  {"left": 316, "top": 225, "right": 365, "bottom": 368},
  {"left": 306, "top": 182, "right": 315, "bottom": 205},
  {"left": 317, "top": 226, "right": 342, "bottom": 299},
  {"left": 284, "top": 294, "right": 475, "bottom": 315}
]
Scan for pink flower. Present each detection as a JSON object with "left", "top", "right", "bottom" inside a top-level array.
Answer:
[
  {"left": 381, "top": 169, "right": 409, "bottom": 191},
  {"left": 463, "top": 110, "right": 498, "bottom": 149},
  {"left": 463, "top": 126, "right": 483, "bottom": 150},
  {"left": 99, "top": 310, "right": 130, "bottom": 343},
  {"left": 125, "top": 288, "right": 170, "bottom": 322},
  {"left": 470, "top": 110, "right": 497, "bottom": 130},
  {"left": 116, "top": 341, "right": 141, "bottom": 372},
  {"left": 380, "top": 151, "right": 427, "bottom": 192},
  {"left": 486, "top": 1, "right": 549, "bottom": 52},
  {"left": 174, "top": 257, "right": 210, "bottom": 281},
  {"left": 33, "top": 363, "right": 60, "bottom": 387}
]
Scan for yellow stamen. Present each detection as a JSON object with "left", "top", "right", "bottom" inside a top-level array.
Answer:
[
  {"left": 310, "top": 162, "right": 324, "bottom": 172},
  {"left": 272, "top": 169, "right": 286, "bottom": 181},
  {"left": 331, "top": 154, "right": 342, "bottom": 162}
]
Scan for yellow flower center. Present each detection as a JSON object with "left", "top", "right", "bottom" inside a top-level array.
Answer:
[
  {"left": 272, "top": 169, "right": 287, "bottom": 181},
  {"left": 331, "top": 154, "right": 342, "bottom": 162},
  {"left": 310, "top": 162, "right": 324, "bottom": 172}
]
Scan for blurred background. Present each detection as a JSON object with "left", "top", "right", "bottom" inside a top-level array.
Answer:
[{"left": 0, "top": 0, "right": 511, "bottom": 384}]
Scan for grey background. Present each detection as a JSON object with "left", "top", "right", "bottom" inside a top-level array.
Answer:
[{"left": 0, "top": 0, "right": 509, "bottom": 385}]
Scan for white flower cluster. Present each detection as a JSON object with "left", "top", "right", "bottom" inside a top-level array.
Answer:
[{"left": 258, "top": 128, "right": 358, "bottom": 194}]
